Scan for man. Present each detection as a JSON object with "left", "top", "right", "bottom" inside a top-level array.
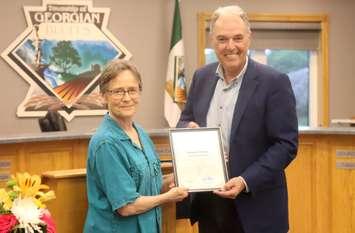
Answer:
[{"left": 177, "top": 5, "right": 298, "bottom": 233}]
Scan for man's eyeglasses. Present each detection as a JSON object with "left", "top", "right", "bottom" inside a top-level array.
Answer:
[{"left": 107, "top": 88, "right": 140, "bottom": 99}]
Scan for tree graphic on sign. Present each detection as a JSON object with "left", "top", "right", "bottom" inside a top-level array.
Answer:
[{"left": 50, "top": 41, "right": 81, "bottom": 76}]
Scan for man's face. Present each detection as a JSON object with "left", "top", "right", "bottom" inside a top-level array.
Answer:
[{"left": 211, "top": 14, "right": 251, "bottom": 75}]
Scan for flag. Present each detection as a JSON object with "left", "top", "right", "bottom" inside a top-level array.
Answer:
[{"left": 164, "top": 0, "right": 187, "bottom": 127}]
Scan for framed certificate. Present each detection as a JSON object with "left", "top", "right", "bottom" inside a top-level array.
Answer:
[{"left": 169, "top": 127, "right": 228, "bottom": 192}]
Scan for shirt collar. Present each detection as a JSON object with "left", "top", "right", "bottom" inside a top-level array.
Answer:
[
  {"left": 104, "top": 113, "right": 130, "bottom": 140},
  {"left": 215, "top": 56, "right": 249, "bottom": 84}
]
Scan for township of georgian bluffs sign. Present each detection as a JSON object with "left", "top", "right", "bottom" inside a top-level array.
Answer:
[{"left": 1, "top": 0, "right": 131, "bottom": 121}]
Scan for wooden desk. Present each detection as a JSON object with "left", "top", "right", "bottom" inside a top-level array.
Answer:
[
  {"left": 1, "top": 128, "right": 355, "bottom": 233},
  {"left": 42, "top": 169, "right": 87, "bottom": 233},
  {"left": 42, "top": 163, "right": 176, "bottom": 233}
]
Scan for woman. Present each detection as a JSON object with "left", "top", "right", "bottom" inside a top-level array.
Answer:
[{"left": 84, "top": 59, "right": 188, "bottom": 233}]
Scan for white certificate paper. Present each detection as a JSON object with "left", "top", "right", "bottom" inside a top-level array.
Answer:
[{"left": 169, "top": 128, "right": 228, "bottom": 192}]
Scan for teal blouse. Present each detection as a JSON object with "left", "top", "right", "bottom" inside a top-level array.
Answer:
[{"left": 84, "top": 114, "right": 163, "bottom": 233}]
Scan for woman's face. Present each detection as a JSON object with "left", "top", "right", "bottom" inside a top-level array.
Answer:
[{"left": 104, "top": 70, "right": 141, "bottom": 121}]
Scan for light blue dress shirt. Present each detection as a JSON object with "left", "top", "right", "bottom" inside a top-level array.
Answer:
[
  {"left": 207, "top": 60, "right": 250, "bottom": 191},
  {"left": 207, "top": 58, "right": 248, "bottom": 156}
]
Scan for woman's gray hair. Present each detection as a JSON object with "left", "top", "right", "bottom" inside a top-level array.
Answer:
[
  {"left": 210, "top": 5, "right": 251, "bottom": 33},
  {"left": 99, "top": 59, "right": 142, "bottom": 94}
]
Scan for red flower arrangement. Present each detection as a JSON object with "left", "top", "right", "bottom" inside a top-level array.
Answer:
[
  {"left": 0, "top": 214, "right": 17, "bottom": 233},
  {"left": 0, "top": 173, "right": 56, "bottom": 233}
]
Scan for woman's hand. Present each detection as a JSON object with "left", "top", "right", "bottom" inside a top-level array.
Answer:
[
  {"left": 161, "top": 173, "right": 175, "bottom": 192},
  {"left": 165, "top": 187, "right": 188, "bottom": 202},
  {"left": 117, "top": 185, "right": 188, "bottom": 216}
]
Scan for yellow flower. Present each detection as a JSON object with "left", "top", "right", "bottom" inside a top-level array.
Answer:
[
  {"left": 13, "top": 173, "right": 49, "bottom": 198},
  {"left": 38, "top": 190, "right": 56, "bottom": 203},
  {"left": 35, "top": 190, "right": 56, "bottom": 208},
  {"left": 0, "top": 188, "right": 13, "bottom": 210},
  {"left": 9, "top": 172, "right": 56, "bottom": 208}
]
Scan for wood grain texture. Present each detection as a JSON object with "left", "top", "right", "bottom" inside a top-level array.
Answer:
[{"left": 1, "top": 133, "right": 354, "bottom": 233}]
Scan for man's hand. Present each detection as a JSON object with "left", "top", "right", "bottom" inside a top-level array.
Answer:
[
  {"left": 213, "top": 176, "right": 246, "bottom": 199},
  {"left": 187, "top": 121, "right": 199, "bottom": 128}
]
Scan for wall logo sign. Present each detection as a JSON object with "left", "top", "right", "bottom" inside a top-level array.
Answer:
[{"left": 1, "top": 0, "right": 131, "bottom": 121}]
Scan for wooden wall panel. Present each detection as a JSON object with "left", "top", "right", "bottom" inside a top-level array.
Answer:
[
  {"left": 176, "top": 219, "right": 198, "bottom": 233},
  {"left": 42, "top": 173, "right": 87, "bottom": 233},
  {"left": 72, "top": 140, "right": 88, "bottom": 168},
  {"left": 0, "top": 133, "right": 355, "bottom": 233},
  {"left": 329, "top": 136, "right": 355, "bottom": 233},
  {"left": 332, "top": 168, "right": 355, "bottom": 233},
  {"left": 0, "top": 140, "right": 88, "bottom": 176},
  {"left": 0, "top": 147, "right": 19, "bottom": 187},
  {"left": 314, "top": 135, "right": 332, "bottom": 233},
  {"left": 286, "top": 141, "right": 316, "bottom": 233},
  {"left": 25, "top": 143, "right": 74, "bottom": 174},
  {"left": 153, "top": 136, "right": 172, "bottom": 162}
]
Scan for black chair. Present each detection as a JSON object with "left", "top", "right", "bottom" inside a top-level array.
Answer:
[{"left": 38, "top": 110, "right": 67, "bottom": 132}]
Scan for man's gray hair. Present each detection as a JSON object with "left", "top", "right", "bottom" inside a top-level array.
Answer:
[{"left": 210, "top": 5, "right": 251, "bottom": 33}]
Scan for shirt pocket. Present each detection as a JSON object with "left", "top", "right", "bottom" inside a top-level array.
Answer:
[
  {"left": 129, "top": 158, "right": 151, "bottom": 188},
  {"left": 129, "top": 165, "right": 143, "bottom": 187},
  {"left": 151, "top": 160, "right": 162, "bottom": 177},
  {"left": 149, "top": 159, "right": 162, "bottom": 193}
]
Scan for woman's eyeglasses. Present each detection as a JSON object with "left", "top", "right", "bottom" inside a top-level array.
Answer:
[{"left": 107, "top": 88, "right": 140, "bottom": 99}]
